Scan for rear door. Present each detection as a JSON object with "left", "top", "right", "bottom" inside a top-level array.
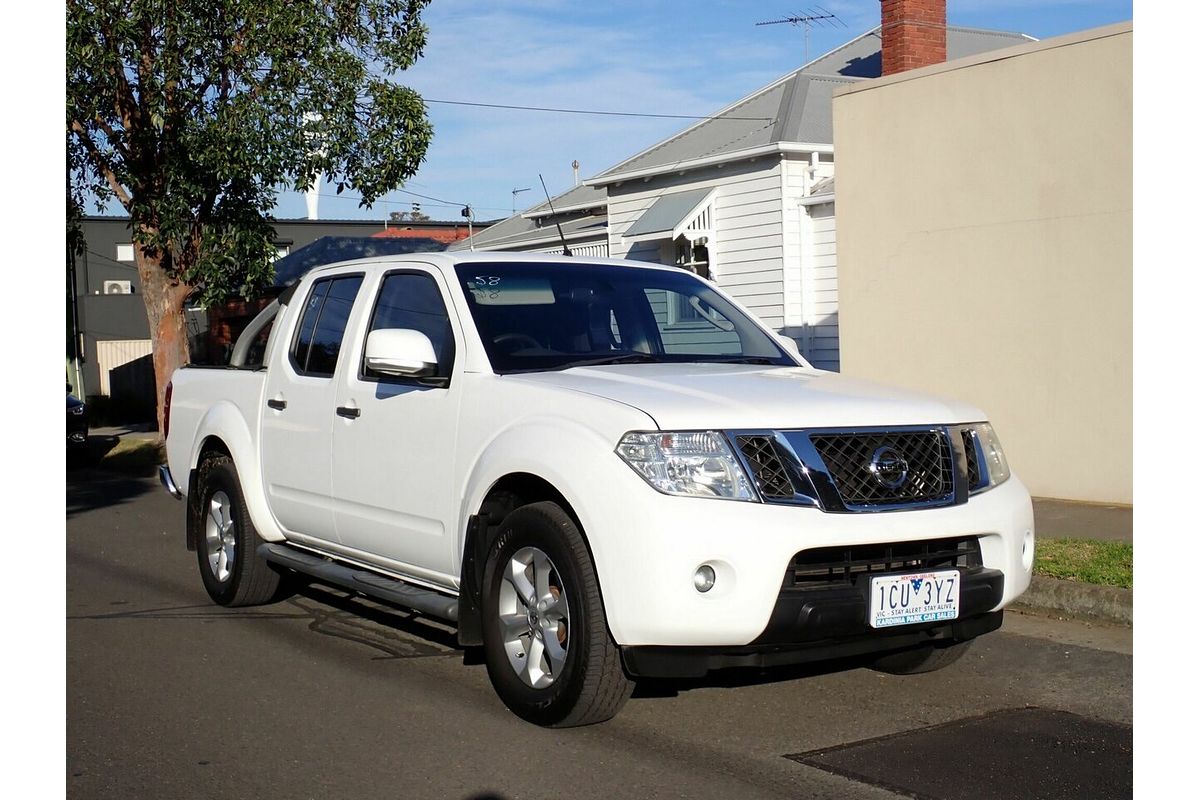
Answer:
[
  {"left": 330, "top": 266, "right": 463, "bottom": 585},
  {"left": 261, "top": 272, "right": 365, "bottom": 544}
]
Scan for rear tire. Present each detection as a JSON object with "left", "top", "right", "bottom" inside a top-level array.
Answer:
[
  {"left": 870, "top": 639, "right": 974, "bottom": 675},
  {"left": 480, "top": 502, "right": 632, "bottom": 727},
  {"left": 194, "top": 455, "right": 282, "bottom": 607}
]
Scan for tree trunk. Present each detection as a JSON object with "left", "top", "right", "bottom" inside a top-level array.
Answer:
[{"left": 135, "top": 237, "right": 192, "bottom": 437}]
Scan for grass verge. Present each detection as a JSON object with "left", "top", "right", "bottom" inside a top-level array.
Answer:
[
  {"left": 98, "top": 437, "right": 165, "bottom": 473},
  {"left": 1034, "top": 538, "right": 1132, "bottom": 589}
]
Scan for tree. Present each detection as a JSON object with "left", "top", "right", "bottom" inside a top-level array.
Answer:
[
  {"left": 67, "top": 0, "right": 435, "bottom": 431},
  {"left": 389, "top": 209, "right": 430, "bottom": 222}
]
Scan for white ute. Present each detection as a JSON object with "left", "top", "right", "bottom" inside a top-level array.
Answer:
[{"left": 161, "top": 252, "right": 1034, "bottom": 727}]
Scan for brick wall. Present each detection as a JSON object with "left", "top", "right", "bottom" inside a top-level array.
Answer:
[{"left": 880, "top": 0, "right": 946, "bottom": 75}]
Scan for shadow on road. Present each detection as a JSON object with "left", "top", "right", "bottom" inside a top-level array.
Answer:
[
  {"left": 290, "top": 583, "right": 462, "bottom": 658},
  {"left": 66, "top": 467, "right": 156, "bottom": 518},
  {"left": 631, "top": 654, "right": 879, "bottom": 699},
  {"left": 66, "top": 435, "right": 120, "bottom": 470}
]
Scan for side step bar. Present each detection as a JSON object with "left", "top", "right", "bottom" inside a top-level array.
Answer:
[{"left": 258, "top": 543, "right": 459, "bottom": 623}]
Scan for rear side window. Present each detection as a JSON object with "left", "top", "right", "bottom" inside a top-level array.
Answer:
[
  {"left": 364, "top": 272, "right": 456, "bottom": 381},
  {"left": 291, "top": 275, "right": 364, "bottom": 376}
]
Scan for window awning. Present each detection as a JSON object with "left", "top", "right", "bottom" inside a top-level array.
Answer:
[{"left": 622, "top": 187, "right": 715, "bottom": 241}]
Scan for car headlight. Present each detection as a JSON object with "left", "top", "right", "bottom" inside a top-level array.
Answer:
[
  {"left": 69, "top": 405, "right": 86, "bottom": 416},
  {"left": 970, "top": 422, "right": 1011, "bottom": 491},
  {"left": 616, "top": 431, "right": 755, "bottom": 501}
]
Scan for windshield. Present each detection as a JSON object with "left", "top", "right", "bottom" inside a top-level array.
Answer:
[{"left": 454, "top": 262, "right": 796, "bottom": 373}]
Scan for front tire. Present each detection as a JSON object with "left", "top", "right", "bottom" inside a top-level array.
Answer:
[
  {"left": 870, "top": 639, "right": 974, "bottom": 675},
  {"left": 480, "top": 502, "right": 632, "bottom": 727},
  {"left": 194, "top": 455, "right": 282, "bottom": 607}
]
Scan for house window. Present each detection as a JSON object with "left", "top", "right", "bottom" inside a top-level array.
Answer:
[
  {"left": 669, "top": 239, "right": 711, "bottom": 324},
  {"left": 116, "top": 243, "right": 135, "bottom": 262}
]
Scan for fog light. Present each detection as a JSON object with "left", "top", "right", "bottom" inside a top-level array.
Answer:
[
  {"left": 1022, "top": 529, "right": 1035, "bottom": 571},
  {"left": 693, "top": 565, "right": 716, "bottom": 593}
]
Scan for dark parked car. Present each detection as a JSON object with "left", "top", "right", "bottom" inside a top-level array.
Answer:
[{"left": 67, "top": 385, "right": 88, "bottom": 446}]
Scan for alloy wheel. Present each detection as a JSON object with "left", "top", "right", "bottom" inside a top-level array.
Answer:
[
  {"left": 204, "top": 490, "right": 237, "bottom": 583},
  {"left": 497, "top": 546, "right": 570, "bottom": 689}
]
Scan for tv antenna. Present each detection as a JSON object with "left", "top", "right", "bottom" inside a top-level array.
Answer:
[
  {"left": 511, "top": 186, "right": 531, "bottom": 214},
  {"left": 756, "top": 7, "right": 846, "bottom": 64}
]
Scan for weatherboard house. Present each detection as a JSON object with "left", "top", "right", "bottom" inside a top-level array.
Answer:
[{"left": 454, "top": 17, "right": 1031, "bottom": 371}]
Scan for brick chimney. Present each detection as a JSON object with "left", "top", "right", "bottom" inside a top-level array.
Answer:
[{"left": 880, "top": 0, "right": 946, "bottom": 75}]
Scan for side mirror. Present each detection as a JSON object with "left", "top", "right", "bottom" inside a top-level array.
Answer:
[
  {"left": 66, "top": 383, "right": 73, "bottom": 394},
  {"left": 365, "top": 328, "right": 438, "bottom": 377}
]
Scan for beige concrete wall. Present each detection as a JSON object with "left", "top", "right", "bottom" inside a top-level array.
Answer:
[{"left": 832, "top": 23, "right": 1131, "bottom": 504}]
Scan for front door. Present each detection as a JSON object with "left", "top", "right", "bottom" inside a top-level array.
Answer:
[
  {"left": 260, "top": 273, "right": 364, "bottom": 544},
  {"left": 331, "top": 268, "right": 463, "bottom": 585}
]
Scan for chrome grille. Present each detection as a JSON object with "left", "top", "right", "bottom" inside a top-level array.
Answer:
[
  {"left": 809, "top": 430, "right": 953, "bottom": 507},
  {"left": 735, "top": 435, "right": 794, "bottom": 499},
  {"left": 787, "top": 537, "right": 981, "bottom": 589}
]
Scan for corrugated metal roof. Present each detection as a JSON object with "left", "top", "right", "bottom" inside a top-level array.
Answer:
[
  {"left": 447, "top": 213, "right": 607, "bottom": 252},
  {"left": 522, "top": 183, "right": 607, "bottom": 218},
  {"left": 623, "top": 188, "right": 712, "bottom": 239},
  {"left": 591, "top": 25, "right": 1030, "bottom": 183},
  {"left": 450, "top": 184, "right": 608, "bottom": 251},
  {"left": 800, "top": 25, "right": 1032, "bottom": 78}
]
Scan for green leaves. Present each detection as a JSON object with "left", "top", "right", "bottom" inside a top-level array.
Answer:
[{"left": 67, "top": 0, "right": 435, "bottom": 303}]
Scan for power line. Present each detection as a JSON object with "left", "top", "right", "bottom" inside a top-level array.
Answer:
[
  {"left": 83, "top": 248, "right": 139, "bottom": 271},
  {"left": 423, "top": 97, "right": 774, "bottom": 122},
  {"left": 314, "top": 192, "right": 509, "bottom": 215}
]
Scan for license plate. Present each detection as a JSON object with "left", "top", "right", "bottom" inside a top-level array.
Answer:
[{"left": 869, "top": 570, "right": 960, "bottom": 629}]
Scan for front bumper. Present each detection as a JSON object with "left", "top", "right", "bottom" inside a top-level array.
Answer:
[
  {"left": 620, "top": 560, "right": 1004, "bottom": 677},
  {"left": 579, "top": 463, "right": 1034, "bottom": 647}
]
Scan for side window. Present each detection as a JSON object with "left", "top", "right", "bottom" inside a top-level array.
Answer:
[
  {"left": 291, "top": 280, "right": 330, "bottom": 370},
  {"left": 291, "top": 275, "right": 364, "bottom": 376},
  {"left": 243, "top": 319, "right": 274, "bottom": 368},
  {"left": 364, "top": 272, "right": 456, "bottom": 380}
]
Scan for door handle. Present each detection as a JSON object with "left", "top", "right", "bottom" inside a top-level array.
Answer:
[
  {"left": 336, "top": 405, "right": 361, "bottom": 419},
  {"left": 267, "top": 398, "right": 287, "bottom": 411}
]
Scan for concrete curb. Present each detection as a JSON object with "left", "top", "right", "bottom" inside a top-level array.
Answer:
[{"left": 1011, "top": 575, "right": 1132, "bottom": 626}]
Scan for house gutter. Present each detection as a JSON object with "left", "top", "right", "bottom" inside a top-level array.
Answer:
[
  {"left": 449, "top": 227, "right": 607, "bottom": 253},
  {"left": 586, "top": 142, "right": 834, "bottom": 187},
  {"left": 797, "top": 191, "right": 835, "bottom": 207},
  {"left": 523, "top": 200, "right": 609, "bottom": 220}
]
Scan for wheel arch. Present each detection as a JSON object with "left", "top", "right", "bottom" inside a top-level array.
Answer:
[
  {"left": 185, "top": 401, "right": 285, "bottom": 546},
  {"left": 453, "top": 414, "right": 651, "bottom": 647},
  {"left": 184, "top": 435, "right": 233, "bottom": 551},
  {"left": 457, "top": 471, "right": 592, "bottom": 647}
]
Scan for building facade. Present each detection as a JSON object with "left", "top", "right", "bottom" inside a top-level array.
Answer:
[{"left": 832, "top": 22, "right": 1132, "bottom": 503}]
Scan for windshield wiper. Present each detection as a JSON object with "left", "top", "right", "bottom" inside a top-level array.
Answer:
[
  {"left": 558, "top": 353, "right": 665, "bottom": 369},
  {"left": 697, "top": 356, "right": 779, "bottom": 365}
]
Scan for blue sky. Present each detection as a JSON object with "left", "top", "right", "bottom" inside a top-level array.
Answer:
[{"left": 273, "top": 0, "right": 1133, "bottom": 222}]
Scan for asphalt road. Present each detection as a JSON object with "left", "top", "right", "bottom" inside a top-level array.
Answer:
[{"left": 67, "top": 468, "right": 1132, "bottom": 800}]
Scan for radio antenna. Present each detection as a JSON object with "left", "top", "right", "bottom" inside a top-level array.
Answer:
[
  {"left": 756, "top": 7, "right": 846, "bottom": 64},
  {"left": 538, "top": 174, "right": 572, "bottom": 257}
]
